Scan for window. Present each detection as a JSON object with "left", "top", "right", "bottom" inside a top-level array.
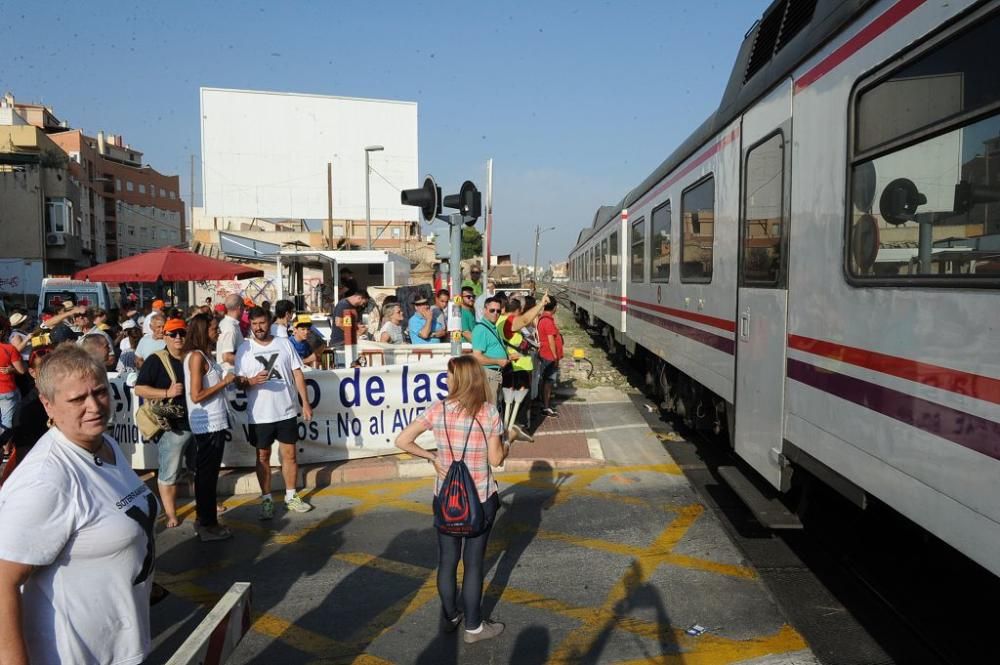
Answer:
[
  {"left": 115, "top": 178, "right": 121, "bottom": 192},
  {"left": 743, "top": 134, "right": 784, "bottom": 284},
  {"left": 169, "top": 191, "right": 176, "bottom": 200},
  {"left": 609, "top": 231, "right": 619, "bottom": 281},
  {"left": 332, "top": 225, "right": 344, "bottom": 236},
  {"left": 46, "top": 198, "right": 72, "bottom": 234},
  {"left": 631, "top": 218, "right": 646, "bottom": 282},
  {"left": 601, "top": 238, "right": 608, "bottom": 280},
  {"left": 392, "top": 227, "right": 401, "bottom": 239},
  {"left": 849, "top": 10, "right": 1000, "bottom": 284},
  {"left": 151, "top": 187, "right": 156, "bottom": 198},
  {"left": 680, "top": 176, "right": 715, "bottom": 282},
  {"left": 126, "top": 181, "right": 134, "bottom": 192},
  {"left": 651, "top": 201, "right": 672, "bottom": 282},
  {"left": 159, "top": 188, "right": 166, "bottom": 198},
  {"left": 139, "top": 184, "right": 146, "bottom": 194}
]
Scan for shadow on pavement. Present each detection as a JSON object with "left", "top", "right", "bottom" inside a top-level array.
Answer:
[
  {"left": 482, "top": 461, "right": 564, "bottom": 619},
  {"left": 509, "top": 625, "right": 550, "bottom": 664}
]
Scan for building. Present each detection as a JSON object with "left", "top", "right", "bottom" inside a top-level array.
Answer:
[
  {"left": 1, "top": 93, "right": 185, "bottom": 271},
  {"left": 0, "top": 102, "right": 84, "bottom": 286}
]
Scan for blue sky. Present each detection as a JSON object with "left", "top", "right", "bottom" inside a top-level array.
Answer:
[{"left": 0, "top": 1, "right": 765, "bottom": 266}]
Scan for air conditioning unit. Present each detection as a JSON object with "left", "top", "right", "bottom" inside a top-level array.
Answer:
[{"left": 46, "top": 232, "right": 66, "bottom": 246}]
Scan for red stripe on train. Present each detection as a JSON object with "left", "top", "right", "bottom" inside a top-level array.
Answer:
[
  {"left": 794, "top": 0, "right": 927, "bottom": 94},
  {"left": 788, "top": 334, "right": 1000, "bottom": 406},
  {"left": 627, "top": 298, "right": 736, "bottom": 334}
]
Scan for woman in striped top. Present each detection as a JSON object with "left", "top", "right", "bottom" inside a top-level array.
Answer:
[{"left": 395, "top": 355, "right": 509, "bottom": 644}]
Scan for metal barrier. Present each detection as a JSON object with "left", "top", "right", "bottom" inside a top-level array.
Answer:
[{"left": 165, "top": 582, "right": 252, "bottom": 665}]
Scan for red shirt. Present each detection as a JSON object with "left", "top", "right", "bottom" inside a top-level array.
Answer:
[
  {"left": 0, "top": 343, "right": 18, "bottom": 393},
  {"left": 537, "top": 312, "right": 563, "bottom": 361}
]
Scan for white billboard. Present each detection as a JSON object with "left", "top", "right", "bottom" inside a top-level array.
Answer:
[{"left": 200, "top": 87, "right": 418, "bottom": 222}]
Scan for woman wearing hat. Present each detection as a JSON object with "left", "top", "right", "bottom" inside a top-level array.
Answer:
[
  {"left": 7, "top": 311, "right": 31, "bottom": 364},
  {"left": 134, "top": 317, "right": 192, "bottom": 528}
]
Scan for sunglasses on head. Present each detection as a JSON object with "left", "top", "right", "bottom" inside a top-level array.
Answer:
[{"left": 165, "top": 330, "right": 186, "bottom": 338}]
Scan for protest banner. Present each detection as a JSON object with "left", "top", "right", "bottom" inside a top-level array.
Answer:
[{"left": 110, "top": 358, "right": 449, "bottom": 469}]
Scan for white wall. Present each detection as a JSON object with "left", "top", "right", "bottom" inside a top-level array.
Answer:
[{"left": 200, "top": 88, "right": 418, "bottom": 222}]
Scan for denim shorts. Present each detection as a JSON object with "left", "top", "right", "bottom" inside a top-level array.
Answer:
[
  {"left": 157, "top": 428, "right": 193, "bottom": 485},
  {"left": 0, "top": 390, "right": 20, "bottom": 430}
]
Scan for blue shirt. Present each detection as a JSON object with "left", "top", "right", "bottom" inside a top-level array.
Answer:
[
  {"left": 472, "top": 321, "right": 506, "bottom": 369},
  {"left": 290, "top": 336, "right": 312, "bottom": 359},
  {"left": 408, "top": 313, "right": 442, "bottom": 345}
]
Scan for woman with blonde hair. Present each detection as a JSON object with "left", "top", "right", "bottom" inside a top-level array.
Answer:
[{"left": 395, "top": 354, "right": 508, "bottom": 644}]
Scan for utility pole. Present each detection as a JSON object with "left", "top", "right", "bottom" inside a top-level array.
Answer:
[
  {"left": 188, "top": 154, "right": 194, "bottom": 244},
  {"left": 532, "top": 224, "right": 540, "bottom": 286},
  {"left": 327, "top": 161, "right": 333, "bottom": 248}
]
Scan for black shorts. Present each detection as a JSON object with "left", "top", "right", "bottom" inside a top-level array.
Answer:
[
  {"left": 248, "top": 417, "right": 299, "bottom": 448},
  {"left": 502, "top": 369, "right": 531, "bottom": 390},
  {"left": 538, "top": 358, "right": 559, "bottom": 383}
]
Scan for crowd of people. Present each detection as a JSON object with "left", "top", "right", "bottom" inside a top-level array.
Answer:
[{"left": 0, "top": 267, "right": 566, "bottom": 658}]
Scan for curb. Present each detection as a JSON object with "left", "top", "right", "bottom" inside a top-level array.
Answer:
[{"left": 143, "top": 454, "right": 604, "bottom": 498}]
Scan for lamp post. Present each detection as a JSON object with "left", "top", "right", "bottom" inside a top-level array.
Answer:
[
  {"left": 532, "top": 225, "right": 556, "bottom": 288},
  {"left": 364, "top": 145, "right": 384, "bottom": 250}
]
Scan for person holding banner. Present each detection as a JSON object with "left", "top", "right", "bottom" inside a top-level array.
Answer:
[
  {"left": 394, "top": 355, "right": 508, "bottom": 644},
  {"left": 236, "top": 307, "right": 314, "bottom": 519}
]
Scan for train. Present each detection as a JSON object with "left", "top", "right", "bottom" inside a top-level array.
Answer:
[{"left": 566, "top": 0, "right": 1000, "bottom": 576}]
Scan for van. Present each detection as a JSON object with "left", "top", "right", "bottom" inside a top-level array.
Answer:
[{"left": 38, "top": 279, "right": 115, "bottom": 315}]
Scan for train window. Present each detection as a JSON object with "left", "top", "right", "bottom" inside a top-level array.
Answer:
[
  {"left": 849, "top": 10, "right": 1000, "bottom": 284},
  {"left": 601, "top": 238, "right": 608, "bottom": 280},
  {"left": 631, "top": 217, "right": 646, "bottom": 282},
  {"left": 609, "top": 231, "right": 619, "bottom": 281},
  {"left": 743, "top": 133, "right": 784, "bottom": 285},
  {"left": 651, "top": 201, "right": 671, "bottom": 283},
  {"left": 680, "top": 176, "right": 715, "bottom": 282}
]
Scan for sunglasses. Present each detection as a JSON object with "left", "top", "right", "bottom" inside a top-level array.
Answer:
[
  {"left": 487, "top": 308, "right": 501, "bottom": 314},
  {"left": 462, "top": 294, "right": 475, "bottom": 299},
  {"left": 165, "top": 330, "right": 186, "bottom": 338}
]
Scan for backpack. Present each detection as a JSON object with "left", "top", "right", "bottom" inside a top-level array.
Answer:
[{"left": 433, "top": 409, "right": 489, "bottom": 537}]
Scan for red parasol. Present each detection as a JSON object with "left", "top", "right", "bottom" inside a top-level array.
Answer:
[{"left": 73, "top": 247, "right": 264, "bottom": 282}]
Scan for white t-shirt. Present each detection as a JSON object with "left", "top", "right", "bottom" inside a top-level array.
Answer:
[
  {"left": 235, "top": 336, "right": 303, "bottom": 424},
  {"left": 134, "top": 335, "right": 166, "bottom": 361},
  {"left": 0, "top": 429, "right": 158, "bottom": 665},
  {"left": 184, "top": 351, "right": 230, "bottom": 434},
  {"left": 378, "top": 321, "right": 404, "bottom": 344},
  {"left": 270, "top": 321, "right": 289, "bottom": 338},
  {"left": 216, "top": 315, "right": 243, "bottom": 369}
]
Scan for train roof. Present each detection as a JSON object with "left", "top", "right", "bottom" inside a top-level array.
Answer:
[{"left": 574, "top": 0, "right": 878, "bottom": 252}]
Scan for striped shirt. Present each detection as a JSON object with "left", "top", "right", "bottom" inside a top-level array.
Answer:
[{"left": 419, "top": 400, "right": 502, "bottom": 502}]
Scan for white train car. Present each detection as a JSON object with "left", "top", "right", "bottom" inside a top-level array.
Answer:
[{"left": 568, "top": 0, "right": 1000, "bottom": 576}]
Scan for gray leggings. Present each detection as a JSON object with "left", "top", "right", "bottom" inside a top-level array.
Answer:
[{"left": 436, "top": 492, "right": 500, "bottom": 628}]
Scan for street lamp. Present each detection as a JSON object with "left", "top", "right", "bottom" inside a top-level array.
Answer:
[
  {"left": 533, "top": 225, "right": 557, "bottom": 285},
  {"left": 364, "top": 145, "right": 384, "bottom": 250}
]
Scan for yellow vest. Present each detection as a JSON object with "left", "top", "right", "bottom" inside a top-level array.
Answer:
[{"left": 497, "top": 314, "right": 533, "bottom": 372}]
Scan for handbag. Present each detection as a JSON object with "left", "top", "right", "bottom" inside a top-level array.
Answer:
[
  {"left": 433, "top": 409, "right": 490, "bottom": 537},
  {"left": 136, "top": 350, "right": 186, "bottom": 441}
]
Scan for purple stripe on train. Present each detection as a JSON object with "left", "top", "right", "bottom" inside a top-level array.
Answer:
[
  {"left": 787, "top": 358, "right": 1000, "bottom": 461},
  {"left": 630, "top": 308, "right": 735, "bottom": 355}
]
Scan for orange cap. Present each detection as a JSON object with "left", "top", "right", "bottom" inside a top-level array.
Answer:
[
  {"left": 163, "top": 318, "right": 187, "bottom": 333},
  {"left": 243, "top": 297, "right": 255, "bottom": 307},
  {"left": 152, "top": 299, "right": 165, "bottom": 310}
]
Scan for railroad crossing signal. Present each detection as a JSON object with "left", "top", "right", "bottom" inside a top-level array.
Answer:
[
  {"left": 400, "top": 176, "right": 441, "bottom": 223},
  {"left": 442, "top": 180, "right": 481, "bottom": 226}
]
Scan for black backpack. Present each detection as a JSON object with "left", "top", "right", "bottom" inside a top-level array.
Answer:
[{"left": 433, "top": 410, "right": 489, "bottom": 537}]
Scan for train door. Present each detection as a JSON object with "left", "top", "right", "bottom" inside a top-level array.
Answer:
[{"left": 734, "top": 80, "right": 792, "bottom": 490}]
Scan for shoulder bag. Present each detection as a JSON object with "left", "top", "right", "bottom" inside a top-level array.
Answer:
[{"left": 135, "top": 350, "right": 186, "bottom": 441}]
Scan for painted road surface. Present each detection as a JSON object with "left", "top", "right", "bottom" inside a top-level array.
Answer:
[{"left": 148, "top": 394, "right": 817, "bottom": 664}]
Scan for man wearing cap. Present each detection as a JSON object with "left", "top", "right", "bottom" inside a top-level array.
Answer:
[
  {"left": 235, "top": 307, "right": 313, "bottom": 518},
  {"left": 135, "top": 313, "right": 166, "bottom": 369},
  {"left": 216, "top": 294, "right": 244, "bottom": 371},
  {"left": 329, "top": 290, "right": 367, "bottom": 353},
  {"left": 142, "top": 299, "right": 165, "bottom": 336},
  {"left": 134, "top": 317, "right": 192, "bottom": 528},
  {"left": 290, "top": 314, "right": 321, "bottom": 366},
  {"left": 116, "top": 320, "right": 143, "bottom": 374},
  {"left": 408, "top": 296, "right": 443, "bottom": 345},
  {"left": 462, "top": 265, "right": 484, "bottom": 297}
]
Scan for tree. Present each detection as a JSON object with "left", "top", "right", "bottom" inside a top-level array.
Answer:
[{"left": 462, "top": 227, "right": 482, "bottom": 260}]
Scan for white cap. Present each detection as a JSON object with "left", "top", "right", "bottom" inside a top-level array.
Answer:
[{"left": 121, "top": 320, "right": 138, "bottom": 330}]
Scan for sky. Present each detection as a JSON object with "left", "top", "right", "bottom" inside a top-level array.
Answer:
[{"left": 0, "top": 0, "right": 767, "bottom": 267}]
